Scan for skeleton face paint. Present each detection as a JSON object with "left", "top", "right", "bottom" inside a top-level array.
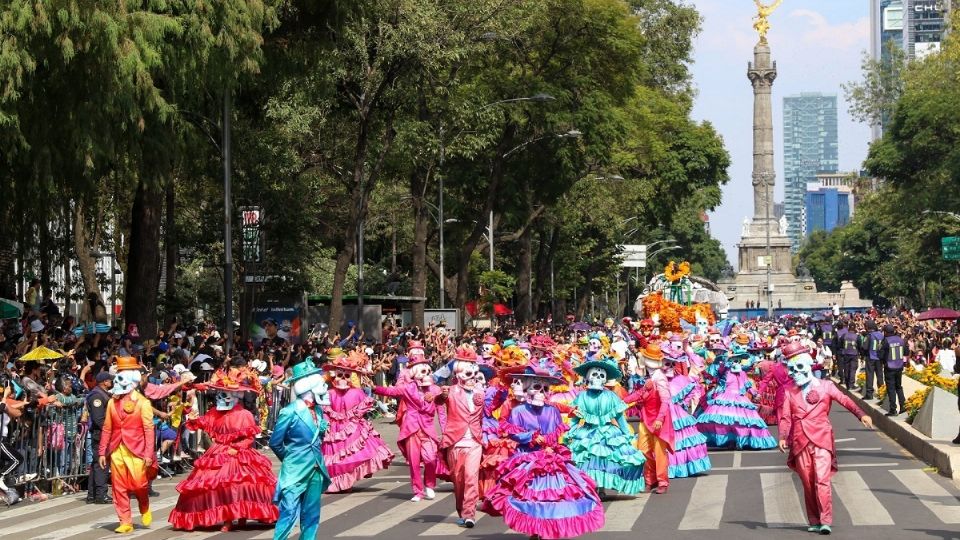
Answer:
[
  {"left": 585, "top": 367, "right": 607, "bottom": 390},
  {"left": 523, "top": 378, "right": 549, "bottom": 406},
  {"left": 215, "top": 390, "right": 240, "bottom": 410},
  {"left": 787, "top": 354, "right": 814, "bottom": 387},
  {"left": 520, "top": 348, "right": 532, "bottom": 361},
  {"left": 588, "top": 339, "right": 601, "bottom": 354},
  {"left": 663, "top": 359, "right": 677, "bottom": 378},
  {"left": 474, "top": 372, "right": 487, "bottom": 392},
  {"left": 481, "top": 343, "right": 494, "bottom": 358},
  {"left": 333, "top": 368, "right": 351, "bottom": 390},
  {"left": 709, "top": 334, "right": 723, "bottom": 349}
]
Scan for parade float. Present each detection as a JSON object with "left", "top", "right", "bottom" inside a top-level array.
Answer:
[{"left": 632, "top": 261, "right": 730, "bottom": 333}]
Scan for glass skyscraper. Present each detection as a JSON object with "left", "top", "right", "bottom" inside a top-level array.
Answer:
[{"left": 782, "top": 93, "right": 839, "bottom": 252}]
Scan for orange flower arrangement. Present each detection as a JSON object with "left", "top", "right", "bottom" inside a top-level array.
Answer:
[
  {"left": 664, "top": 260, "right": 692, "bottom": 283},
  {"left": 641, "top": 291, "right": 716, "bottom": 333}
]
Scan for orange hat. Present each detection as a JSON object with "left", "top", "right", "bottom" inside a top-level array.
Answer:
[
  {"left": 735, "top": 333, "right": 751, "bottom": 345},
  {"left": 641, "top": 343, "right": 664, "bottom": 362},
  {"left": 115, "top": 356, "right": 142, "bottom": 371}
]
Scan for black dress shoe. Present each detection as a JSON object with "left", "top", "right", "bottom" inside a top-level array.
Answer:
[
  {"left": 93, "top": 497, "right": 113, "bottom": 504},
  {"left": 885, "top": 410, "right": 899, "bottom": 417},
  {"left": 148, "top": 489, "right": 160, "bottom": 497},
  {"left": 952, "top": 435, "right": 960, "bottom": 444},
  {"left": 85, "top": 496, "right": 95, "bottom": 503}
]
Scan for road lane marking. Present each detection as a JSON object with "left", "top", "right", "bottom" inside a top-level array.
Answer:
[
  {"left": 679, "top": 475, "right": 727, "bottom": 530},
  {"left": 250, "top": 482, "right": 404, "bottom": 539},
  {"left": 833, "top": 471, "right": 894, "bottom": 526},
  {"left": 891, "top": 469, "right": 960, "bottom": 524},
  {"left": 761, "top": 473, "right": 806, "bottom": 528},
  {"left": 600, "top": 495, "right": 650, "bottom": 531},
  {"left": 0, "top": 494, "right": 85, "bottom": 520},
  {"left": 0, "top": 495, "right": 179, "bottom": 537},
  {"left": 713, "top": 462, "right": 899, "bottom": 471},
  {"left": 336, "top": 492, "right": 452, "bottom": 536},
  {"left": 420, "top": 511, "right": 485, "bottom": 536}
]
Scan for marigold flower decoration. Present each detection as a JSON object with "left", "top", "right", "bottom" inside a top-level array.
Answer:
[{"left": 664, "top": 260, "right": 691, "bottom": 283}]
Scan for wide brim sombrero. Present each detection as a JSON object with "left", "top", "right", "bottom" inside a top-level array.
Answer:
[
  {"left": 322, "top": 350, "right": 371, "bottom": 375},
  {"left": 573, "top": 358, "right": 622, "bottom": 381},
  {"left": 509, "top": 365, "right": 563, "bottom": 386}
]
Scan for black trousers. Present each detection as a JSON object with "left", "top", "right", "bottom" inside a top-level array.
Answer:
[
  {"left": 863, "top": 359, "right": 884, "bottom": 398},
  {"left": 0, "top": 440, "right": 22, "bottom": 484},
  {"left": 87, "top": 435, "right": 108, "bottom": 499},
  {"left": 884, "top": 367, "right": 906, "bottom": 413},
  {"left": 840, "top": 355, "right": 858, "bottom": 388}
]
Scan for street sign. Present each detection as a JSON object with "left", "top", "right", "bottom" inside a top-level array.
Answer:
[
  {"left": 619, "top": 244, "right": 647, "bottom": 268},
  {"left": 942, "top": 236, "right": 960, "bottom": 261}
]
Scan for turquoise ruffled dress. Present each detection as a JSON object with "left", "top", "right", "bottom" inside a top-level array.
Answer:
[{"left": 565, "top": 389, "right": 646, "bottom": 494}]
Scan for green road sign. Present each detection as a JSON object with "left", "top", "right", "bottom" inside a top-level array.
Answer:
[{"left": 942, "top": 236, "right": 960, "bottom": 261}]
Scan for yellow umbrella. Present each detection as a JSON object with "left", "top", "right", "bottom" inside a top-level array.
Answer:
[{"left": 20, "top": 346, "right": 65, "bottom": 362}]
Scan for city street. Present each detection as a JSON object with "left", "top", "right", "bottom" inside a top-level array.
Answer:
[{"left": 2, "top": 410, "right": 958, "bottom": 540}]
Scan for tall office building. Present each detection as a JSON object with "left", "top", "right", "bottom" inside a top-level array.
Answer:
[
  {"left": 804, "top": 182, "right": 854, "bottom": 239},
  {"left": 870, "top": 0, "right": 953, "bottom": 138},
  {"left": 782, "top": 93, "right": 839, "bottom": 252}
]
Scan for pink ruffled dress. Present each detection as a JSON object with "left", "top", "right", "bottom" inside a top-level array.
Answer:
[{"left": 322, "top": 387, "right": 395, "bottom": 492}]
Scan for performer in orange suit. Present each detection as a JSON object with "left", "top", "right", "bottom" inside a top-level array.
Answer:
[{"left": 98, "top": 356, "right": 156, "bottom": 534}]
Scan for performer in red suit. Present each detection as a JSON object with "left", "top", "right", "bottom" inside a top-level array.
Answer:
[
  {"left": 169, "top": 372, "right": 278, "bottom": 532},
  {"left": 98, "top": 357, "right": 156, "bottom": 534},
  {"left": 778, "top": 342, "right": 874, "bottom": 535},
  {"left": 436, "top": 346, "right": 484, "bottom": 529},
  {"left": 624, "top": 343, "right": 674, "bottom": 494}
]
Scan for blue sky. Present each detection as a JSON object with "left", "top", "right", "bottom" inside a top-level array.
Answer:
[{"left": 689, "top": 0, "right": 871, "bottom": 267}]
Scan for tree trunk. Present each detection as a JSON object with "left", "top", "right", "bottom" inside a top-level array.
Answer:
[
  {"left": 74, "top": 200, "right": 106, "bottom": 326},
  {"left": 516, "top": 225, "right": 532, "bottom": 324},
  {"left": 410, "top": 194, "right": 429, "bottom": 328},
  {"left": 124, "top": 179, "right": 163, "bottom": 339},
  {"left": 39, "top": 222, "right": 51, "bottom": 296},
  {"left": 328, "top": 238, "right": 356, "bottom": 336},
  {"left": 164, "top": 179, "right": 178, "bottom": 318},
  {"left": 0, "top": 201, "right": 17, "bottom": 299}
]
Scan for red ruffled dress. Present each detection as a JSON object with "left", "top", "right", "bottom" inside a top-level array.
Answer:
[
  {"left": 322, "top": 387, "right": 395, "bottom": 492},
  {"left": 168, "top": 406, "right": 278, "bottom": 530}
]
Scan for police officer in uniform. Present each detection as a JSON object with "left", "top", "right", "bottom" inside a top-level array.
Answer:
[
  {"left": 835, "top": 322, "right": 860, "bottom": 390},
  {"left": 863, "top": 321, "right": 885, "bottom": 400},
  {"left": 86, "top": 371, "right": 113, "bottom": 503},
  {"left": 879, "top": 324, "right": 907, "bottom": 417}
]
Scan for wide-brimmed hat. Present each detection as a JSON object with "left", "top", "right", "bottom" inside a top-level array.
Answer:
[
  {"left": 529, "top": 334, "right": 557, "bottom": 351},
  {"left": 573, "top": 356, "right": 622, "bottom": 381},
  {"left": 206, "top": 373, "right": 255, "bottom": 393},
  {"left": 509, "top": 357, "right": 564, "bottom": 385},
  {"left": 323, "top": 349, "right": 370, "bottom": 375}
]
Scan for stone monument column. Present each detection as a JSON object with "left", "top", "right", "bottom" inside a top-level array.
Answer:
[{"left": 748, "top": 41, "right": 777, "bottom": 228}]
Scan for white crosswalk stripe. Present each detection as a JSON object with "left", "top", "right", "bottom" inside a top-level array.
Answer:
[
  {"left": 832, "top": 471, "right": 894, "bottom": 526},
  {"left": 0, "top": 494, "right": 83, "bottom": 519},
  {"left": 679, "top": 475, "right": 728, "bottom": 530},
  {"left": 335, "top": 492, "right": 452, "bottom": 537},
  {"left": 5, "top": 468, "right": 960, "bottom": 537},
  {"left": 891, "top": 469, "right": 960, "bottom": 524},
  {"left": 760, "top": 472, "right": 806, "bottom": 528}
]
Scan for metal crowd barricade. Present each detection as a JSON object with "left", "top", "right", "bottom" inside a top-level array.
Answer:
[
  {"left": 7, "top": 401, "right": 88, "bottom": 491},
  {"left": 4, "top": 382, "right": 291, "bottom": 493}
]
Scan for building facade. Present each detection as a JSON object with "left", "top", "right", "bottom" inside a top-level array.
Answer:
[
  {"left": 870, "top": 0, "right": 953, "bottom": 138},
  {"left": 782, "top": 93, "right": 839, "bottom": 252},
  {"left": 804, "top": 182, "right": 854, "bottom": 239}
]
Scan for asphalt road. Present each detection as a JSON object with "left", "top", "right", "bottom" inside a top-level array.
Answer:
[{"left": 2, "top": 410, "right": 959, "bottom": 540}]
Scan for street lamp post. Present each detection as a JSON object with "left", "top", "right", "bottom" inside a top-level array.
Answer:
[{"left": 222, "top": 91, "right": 233, "bottom": 354}]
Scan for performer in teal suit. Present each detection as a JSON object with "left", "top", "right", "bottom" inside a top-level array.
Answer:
[{"left": 269, "top": 358, "right": 332, "bottom": 540}]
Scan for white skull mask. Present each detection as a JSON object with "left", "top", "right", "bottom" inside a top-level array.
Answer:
[
  {"left": 695, "top": 313, "right": 709, "bottom": 336},
  {"left": 787, "top": 354, "right": 814, "bottom": 387},
  {"left": 663, "top": 359, "right": 677, "bottom": 379},
  {"left": 709, "top": 334, "right": 723, "bottom": 349},
  {"left": 585, "top": 367, "right": 607, "bottom": 390},
  {"left": 728, "top": 356, "right": 745, "bottom": 373},
  {"left": 510, "top": 377, "right": 525, "bottom": 399},
  {"left": 454, "top": 361, "right": 478, "bottom": 389},
  {"left": 474, "top": 371, "right": 487, "bottom": 392},
  {"left": 481, "top": 343, "right": 495, "bottom": 358},
  {"left": 111, "top": 370, "right": 141, "bottom": 396},
  {"left": 520, "top": 348, "right": 532, "bottom": 361},
  {"left": 410, "top": 363, "right": 433, "bottom": 387},
  {"left": 588, "top": 338, "right": 601, "bottom": 354},
  {"left": 293, "top": 373, "right": 329, "bottom": 405},
  {"left": 522, "top": 377, "right": 549, "bottom": 406},
  {"left": 215, "top": 390, "right": 240, "bottom": 410},
  {"left": 332, "top": 368, "right": 352, "bottom": 390}
]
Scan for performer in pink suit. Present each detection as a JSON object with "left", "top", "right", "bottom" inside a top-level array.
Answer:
[
  {"left": 436, "top": 346, "right": 485, "bottom": 529},
  {"left": 778, "top": 342, "right": 874, "bottom": 535},
  {"left": 373, "top": 355, "right": 442, "bottom": 502}
]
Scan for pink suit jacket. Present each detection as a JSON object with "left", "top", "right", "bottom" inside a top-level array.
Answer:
[
  {"left": 374, "top": 383, "right": 440, "bottom": 442},
  {"left": 778, "top": 379, "right": 864, "bottom": 471},
  {"left": 437, "top": 385, "right": 484, "bottom": 450}
]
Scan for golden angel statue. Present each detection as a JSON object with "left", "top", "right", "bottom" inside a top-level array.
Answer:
[{"left": 753, "top": 0, "right": 784, "bottom": 41}]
